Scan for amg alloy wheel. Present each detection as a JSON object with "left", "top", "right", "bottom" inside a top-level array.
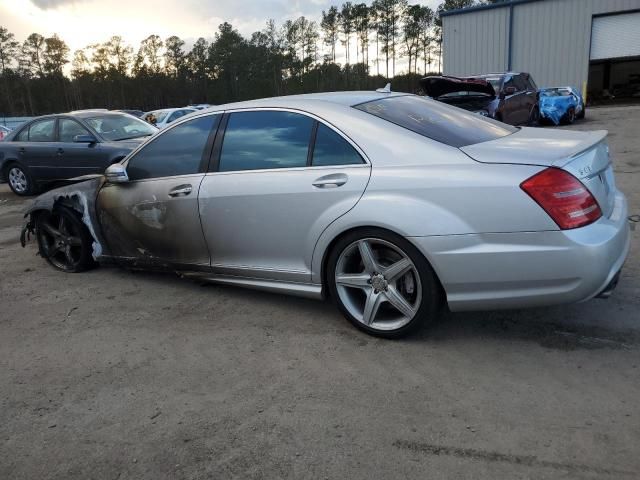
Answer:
[
  {"left": 328, "top": 229, "right": 440, "bottom": 337},
  {"left": 36, "top": 206, "right": 96, "bottom": 272}
]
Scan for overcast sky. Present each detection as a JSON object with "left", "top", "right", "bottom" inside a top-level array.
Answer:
[{"left": 1, "top": 0, "right": 441, "bottom": 58}]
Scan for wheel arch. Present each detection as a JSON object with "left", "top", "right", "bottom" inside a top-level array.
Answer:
[
  {"left": 20, "top": 177, "right": 107, "bottom": 258},
  {"left": 317, "top": 225, "right": 447, "bottom": 304},
  {"left": 1, "top": 158, "right": 20, "bottom": 181}
]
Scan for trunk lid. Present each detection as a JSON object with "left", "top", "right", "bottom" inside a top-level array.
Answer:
[
  {"left": 461, "top": 127, "right": 616, "bottom": 217},
  {"left": 420, "top": 75, "right": 496, "bottom": 99}
]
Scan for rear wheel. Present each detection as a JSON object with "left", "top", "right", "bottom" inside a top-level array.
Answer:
[
  {"left": 36, "top": 206, "right": 96, "bottom": 272},
  {"left": 577, "top": 106, "right": 586, "bottom": 119},
  {"left": 563, "top": 107, "right": 576, "bottom": 125},
  {"left": 6, "top": 163, "right": 36, "bottom": 196},
  {"left": 327, "top": 228, "right": 441, "bottom": 338}
]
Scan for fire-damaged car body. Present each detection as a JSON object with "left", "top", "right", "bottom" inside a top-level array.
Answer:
[
  {"left": 20, "top": 92, "right": 630, "bottom": 339},
  {"left": 420, "top": 72, "right": 540, "bottom": 126}
]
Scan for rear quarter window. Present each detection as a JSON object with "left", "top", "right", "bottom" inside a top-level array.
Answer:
[{"left": 353, "top": 95, "right": 516, "bottom": 148}]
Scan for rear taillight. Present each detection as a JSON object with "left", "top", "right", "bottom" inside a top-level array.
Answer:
[{"left": 520, "top": 167, "right": 601, "bottom": 230}]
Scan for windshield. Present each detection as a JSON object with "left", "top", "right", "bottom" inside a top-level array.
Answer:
[
  {"left": 541, "top": 89, "right": 572, "bottom": 97},
  {"left": 86, "top": 114, "right": 157, "bottom": 141},
  {"left": 484, "top": 77, "right": 502, "bottom": 92},
  {"left": 440, "top": 91, "right": 492, "bottom": 98},
  {"left": 353, "top": 95, "right": 516, "bottom": 148}
]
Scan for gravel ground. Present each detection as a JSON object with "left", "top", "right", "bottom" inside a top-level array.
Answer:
[{"left": 1, "top": 106, "right": 639, "bottom": 479}]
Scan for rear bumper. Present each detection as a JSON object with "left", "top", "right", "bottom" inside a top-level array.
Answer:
[{"left": 410, "top": 190, "right": 630, "bottom": 312}]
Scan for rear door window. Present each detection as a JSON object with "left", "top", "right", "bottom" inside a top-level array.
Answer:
[
  {"left": 353, "top": 95, "right": 516, "bottom": 148},
  {"left": 27, "top": 119, "right": 56, "bottom": 142},
  {"left": 312, "top": 124, "right": 364, "bottom": 166},
  {"left": 219, "top": 111, "right": 313, "bottom": 172}
]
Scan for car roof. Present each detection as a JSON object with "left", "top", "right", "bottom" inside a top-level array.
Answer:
[
  {"left": 204, "top": 91, "right": 408, "bottom": 113},
  {"left": 149, "top": 107, "right": 196, "bottom": 114},
  {"left": 68, "top": 110, "right": 131, "bottom": 119},
  {"left": 470, "top": 72, "right": 526, "bottom": 79}
]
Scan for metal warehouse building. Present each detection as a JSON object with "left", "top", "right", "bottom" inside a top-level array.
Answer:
[{"left": 442, "top": 0, "right": 640, "bottom": 103}]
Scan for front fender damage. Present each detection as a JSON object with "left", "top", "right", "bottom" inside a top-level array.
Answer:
[{"left": 20, "top": 177, "right": 110, "bottom": 259}]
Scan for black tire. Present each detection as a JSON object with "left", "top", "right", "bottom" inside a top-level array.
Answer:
[
  {"left": 35, "top": 205, "right": 97, "bottom": 272},
  {"left": 577, "top": 106, "right": 586, "bottom": 119},
  {"left": 5, "top": 162, "right": 37, "bottom": 196},
  {"left": 326, "top": 228, "right": 442, "bottom": 339}
]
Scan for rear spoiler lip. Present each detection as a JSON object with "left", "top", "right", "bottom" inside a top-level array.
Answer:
[
  {"left": 560, "top": 129, "right": 608, "bottom": 165},
  {"left": 459, "top": 128, "right": 609, "bottom": 168}
]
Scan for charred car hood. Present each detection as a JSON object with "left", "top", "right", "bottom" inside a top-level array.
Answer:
[{"left": 420, "top": 76, "right": 496, "bottom": 99}]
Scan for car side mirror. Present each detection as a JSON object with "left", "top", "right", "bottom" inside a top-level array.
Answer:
[
  {"left": 105, "top": 163, "right": 129, "bottom": 183},
  {"left": 504, "top": 86, "right": 517, "bottom": 96},
  {"left": 73, "top": 134, "right": 97, "bottom": 144}
]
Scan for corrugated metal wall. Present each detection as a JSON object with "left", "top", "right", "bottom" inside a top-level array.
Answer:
[
  {"left": 443, "top": 0, "right": 640, "bottom": 89},
  {"left": 442, "top": 8, "right": 510, "bottom": 76}
]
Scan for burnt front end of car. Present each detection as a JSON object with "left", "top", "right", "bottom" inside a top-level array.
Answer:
[{"left": 21, "top": 176, "right": 110, "bottom": 259}]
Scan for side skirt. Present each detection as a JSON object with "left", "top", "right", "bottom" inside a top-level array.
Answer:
[
  {"left": 97, "top": 256, "right": 324, "bottom": 300},
  {"left": 180, "top": 272, "right": 324, "bottom": 300}
]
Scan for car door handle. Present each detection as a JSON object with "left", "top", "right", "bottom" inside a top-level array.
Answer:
[
  {"left": 18, "top": 148, "right": 25, "bottom": 155},
  {"left": 168, "top": 184, "right": 192, "bottom": 197},
  {"left": 312, "top": 173, "right": 348, "bottom": 188},
  {"left": 57, "top": 148, "right": 64, "bottom": 155}
]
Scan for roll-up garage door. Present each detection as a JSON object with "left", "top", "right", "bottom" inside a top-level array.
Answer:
[{"left": 590, "top": 12, "right": 640, "bottom": 60}]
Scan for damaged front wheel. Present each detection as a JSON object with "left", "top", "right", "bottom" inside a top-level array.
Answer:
[{"left": 36, "top": 206, "right": 96, "bottom": 272}]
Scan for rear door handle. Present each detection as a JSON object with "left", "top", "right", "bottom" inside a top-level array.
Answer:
[
  {"left": 57, "top": 148, "right": 64, "bottom": 155},
  {"left": 312, "top": 173, "right": 348, "bottom": 188},
  {"left": 18, "top": 148, "right": 25, "bottom": 155},
  {"left": 168, "top": 184, "right": 192, "bottom": 197}
]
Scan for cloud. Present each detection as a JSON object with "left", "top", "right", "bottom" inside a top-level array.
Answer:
[
  {"left": 7, "top": 0, "right": 442, "bottom": 65},
  {"left": 30, "top": 0, "right": 79, "bottom": 9}
]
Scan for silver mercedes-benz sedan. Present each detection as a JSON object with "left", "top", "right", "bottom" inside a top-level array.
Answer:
[{"left": 22, "top": 91, "right": 630, "bottom": 337}]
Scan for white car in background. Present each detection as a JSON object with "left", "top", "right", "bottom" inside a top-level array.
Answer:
[
  {"left": 0, "top": 125, "right": 11, "bottom": 141},
  {"left": 141, "top": 108, "right": 197, "bottom": 129}
]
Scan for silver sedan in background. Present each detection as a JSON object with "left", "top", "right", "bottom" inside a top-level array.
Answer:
[{"left": 22, "top": 91, "right": 630, "bottom": 337}]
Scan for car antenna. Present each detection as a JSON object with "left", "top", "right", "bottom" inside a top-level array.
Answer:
[{"left": 376, "top": 83, "right": 391, "bottom": 93}]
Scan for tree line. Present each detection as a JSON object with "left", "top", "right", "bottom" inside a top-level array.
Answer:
[{"left": 0, "top": 0, "right": 495, "bottom": 116}]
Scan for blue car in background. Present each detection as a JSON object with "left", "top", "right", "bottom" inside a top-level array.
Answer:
[{"left": 539, "top": 86, "right": 586, "bottom": 125}]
